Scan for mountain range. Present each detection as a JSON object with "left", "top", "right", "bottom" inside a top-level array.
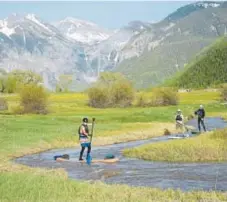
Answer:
[{"left": 0, "top": 1, "right": 227, "bottom": 91}]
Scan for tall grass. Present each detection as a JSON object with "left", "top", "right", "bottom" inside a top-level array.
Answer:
[
  {"left": 124, "top": 129, "right": 227, "bottom": 162},
  {"left": 0, "top": 172, "right": 227, "bottom": 202}
]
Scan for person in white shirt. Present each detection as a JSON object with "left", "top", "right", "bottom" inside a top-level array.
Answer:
[{"left": 175, "top": 109, "right": 185, "bottom": 133}]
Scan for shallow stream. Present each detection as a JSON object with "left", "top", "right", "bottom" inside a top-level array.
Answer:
[{"left": 15, "top": 117, "right": 227, "bottom": 191}]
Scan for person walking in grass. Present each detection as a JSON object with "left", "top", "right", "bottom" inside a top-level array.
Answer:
[
  {"left": 175, "top": 109, "right": 185, "bottom": 133},
  {"left": 78, "top": 117, "right": 91, "bottom": 161},
  {"left": 195, "top": 105, "right": 206, "bottom": 132}
]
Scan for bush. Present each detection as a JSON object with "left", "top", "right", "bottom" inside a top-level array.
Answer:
[
  {"left": 221, "top": 84, "right": 227, "bottom": 101},
  {"left": 136, "top": 93, "right": 148, "bottom": 107},
  {"left": 136, "top": 88, "right": 178, "bottom": 107},
  {"left": 152, "top": 87, "right": 178, "bottom": 106},
  {"left": 87, "top": 86, "right": 109, "bottom": 108},
  {"left": 109, "top": 80, "right": 134, "bottom": 107},
  {"left": 19, "top": 84, "right": 48, "bottom": 114},
  {"left": 135, "top": 92, "right": 153, "bottom": 107},
  {"left": 11, "top": 105, "right": 24, "bottom": 114},
  {"left": 87, "top": 73, "right": 135, "bottom": 108},
  {"left": 0, "top": 97, "right": 8, "bottom": 111},
  {"left": 5, "top": 75, "right": 17, "bottom": 93}
]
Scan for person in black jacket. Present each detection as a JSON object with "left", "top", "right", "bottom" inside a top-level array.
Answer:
[{"left": 195, "top": 105, "right": 206, "bottom": 132}]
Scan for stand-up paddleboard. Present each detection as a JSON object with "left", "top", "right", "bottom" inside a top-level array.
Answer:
[
  {"left": 54, "top": 153, "right": 119, "bottom": 164},
  {"left": 76, "top": 158, "right": 119, "bottom": 163},
  {"left": 55, "top": 157, "right": 119, "bottom": 164},
  {"left": 168, "top": 136, "right": 185, "bottom": 139},
  {"left": 168, "top": 133, "right": 190, "bottom": 139}
]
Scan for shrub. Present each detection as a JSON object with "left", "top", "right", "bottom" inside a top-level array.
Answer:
[
  {"left": 87, "top": 86, "right": 109, "bottom": 108},
  {"left": 135, "top": 92, "right": 153, "bottom": 107},
  {"left": 0, "top": 75, "right": 7, "bottom": 93},
  {"left": 152, "top": 87, "right": 178, "bottom": 106},
  {"left": 136, "top": 93, "right": 148, "bottom": 107},
  {"left": 221, "top": 84, "right": 227, "bottom": 101},
  {"left": 5, "top": 75, "right": 17, "bottom": 93},
  {"left": 87, "top": 73, "right": 135, "bottom": 108},
  {"left": 11, "top": 105, "right": 24, "bottom": 114},
  {"left": 136, "top": 88, "right": 178, "bottom": 107},
  {"left": 110, "top": 80, "right": 134, "bottom": 107},
  {"left": 19, "top": 84, "right": 48, "bottom": 114},
  {"left": 0, "top": 97, "right": 8, "bottom": 111}
]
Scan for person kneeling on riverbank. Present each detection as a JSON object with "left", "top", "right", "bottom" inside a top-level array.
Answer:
[
  {"left": 78, "top": 117, "right": 91, "bottom": 161},
  {"left": 175, "top": 109, "right": 185, "bottom": 133}
]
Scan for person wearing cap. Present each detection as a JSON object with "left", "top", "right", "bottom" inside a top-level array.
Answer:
[
  {"left": 175, "top": 109, "right": 185, "bottom": 133},
  {"left": 78, "top": 117, "right": 91, "bottom": 161},
  {"left": 195, "top": 105, "right": 206, "bottom": 132}
]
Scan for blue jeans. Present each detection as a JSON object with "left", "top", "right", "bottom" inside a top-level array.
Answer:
[{"left": 79, "top": 142, "right": 91, "bottom": 160}]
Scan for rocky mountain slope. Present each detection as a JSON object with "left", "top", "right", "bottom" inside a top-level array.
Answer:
[
  {"left": 115, "top": 1, "right": 227, "bottom": 89},
  {"left": 0, "top": 13, "right": 89, "bottom": 90},
  {"left": 0, "top": 13, "right": 140, "bottom": 91},
  {"left": 0, "top": 1, "right": 227, "bottom": 91}
]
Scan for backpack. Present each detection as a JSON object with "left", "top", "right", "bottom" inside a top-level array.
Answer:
[
  {"left": 176, "top": 114, "right": 182, "bottom": 121},
  {"left": 78, "top": 124, "right": 89, "bottom": 138}
]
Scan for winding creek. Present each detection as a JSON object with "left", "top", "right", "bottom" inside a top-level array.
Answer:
[{"left": 15, "top": 117, "right": 227, "bottom": 191}]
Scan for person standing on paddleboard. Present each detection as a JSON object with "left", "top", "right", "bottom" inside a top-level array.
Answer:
[
  {"left": 175, "top": 109, "right": 185, "bottom": 133},
  {"left": 78, "top": 117, "right": 91, "bottom": 161},
  {"left": 195, "top": 105, "right": 206, "bottom": 132}
]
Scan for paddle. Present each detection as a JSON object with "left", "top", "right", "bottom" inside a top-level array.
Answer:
[{"left": 86, "top": 117, "right": 95, "bottom": 165}]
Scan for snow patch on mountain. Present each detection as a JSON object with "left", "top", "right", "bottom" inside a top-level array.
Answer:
[
  {"left": 66, "top": 31, "right": 110, "bottom": 44},
  {"left": 162, "top": 23, "right": 175, "bottom": 32},
  {"left": 195, "top": 2, "right": 221, "bottom": 8},
  {"left": 0, "top": 20, "right": 15, "bottom": 37},
  {"left": 26, "top": 14, "right": 53, "bottom": 34},
  {"left": 60, "top": 17, "right": 97, "bottom": 28}
]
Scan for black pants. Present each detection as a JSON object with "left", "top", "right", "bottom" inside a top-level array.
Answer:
[
  {"left": 79, "top": 144, "right": 91, "bottom": 160},
  {"left": 198, "top": 117, "right": 206, "bottom": 132}
]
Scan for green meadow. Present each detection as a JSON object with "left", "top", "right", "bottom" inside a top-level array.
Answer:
[{"left": 1, "top": 90, "right": 227, "bottom": 201}]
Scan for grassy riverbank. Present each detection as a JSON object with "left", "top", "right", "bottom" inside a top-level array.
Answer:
[
  {"left": 124, "top": 128, "right": 227, "bottom": 163},
  {"left": 1, "top": 90, "right": 227, "bottom": 201},
  {"left": 1, "top": 172, "right": 227, "bottom": 202}
]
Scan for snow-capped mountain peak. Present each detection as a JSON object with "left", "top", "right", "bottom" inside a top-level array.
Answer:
[
  {"left": 59, "top": 17, "right": 98, "bottom": 28},
  {"left": 56, "top": 17, "right": 113, "bottom": 45},
  {"left": 25, "top": 13, "right": 54, "bottom": 34}
]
